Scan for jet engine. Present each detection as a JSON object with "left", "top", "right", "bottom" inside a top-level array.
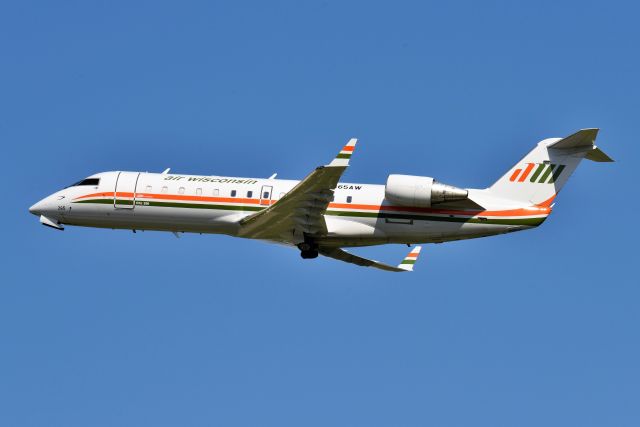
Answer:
[{"left": 385, "top": 174, "right": 469, "bottom": 207}]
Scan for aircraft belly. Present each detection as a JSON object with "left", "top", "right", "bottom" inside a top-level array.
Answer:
[
  {"left": 324, "top": 216, "right": 385, "bottom": 238},
  {"left": 64, "top": 204, "right": 243, "bottom": 235},
  {"left": 320, "top": 216, "right": 513, "bottom": 247}
]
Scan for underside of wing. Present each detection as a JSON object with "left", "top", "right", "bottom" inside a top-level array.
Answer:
[{"left": 319, "top": 246, "right": 423, "bottom": 272}]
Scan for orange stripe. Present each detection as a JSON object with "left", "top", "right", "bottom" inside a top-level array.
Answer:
[
  {"left": 342, "top": 146, "right": 355, "bottom": 152},
  {"left": 74, "top": 192, "right": 112, "bottom": 200},
  {"left": 328, "top": 202, "right": 549, "bottom": 217},
  {"left": 518, "top": 163, "right": 535, "bottom": 182},
  {"left": 75, "top": 191, "right": 269, "bottom": 205},
  {"left": 141, "top": 193, "right": 263, "bottom": 204},
  {"left": 406, "top": 253, "right": 419, "bottom": 258},
  {"left": 75, "top": 192, "right": 550, "bottom": 217},
  {"left": 509, "top": 169, "right": 522, "bottom": 182},
  {"left": 535, "top": 195, "right": 556, "bottom": 208}
]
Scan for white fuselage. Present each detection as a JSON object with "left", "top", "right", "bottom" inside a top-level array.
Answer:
[{"left": 29, "top": 171, "right": 550, "bottom": 247}]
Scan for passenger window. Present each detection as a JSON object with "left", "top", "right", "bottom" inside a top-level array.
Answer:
[
  {"left": 231, "top": 190, "right": 237, "bottom": 197},
  {"left": 145, "top": 185, "right": 152, "bottom": 192},
  {"left": 213, "top": 188, "right": 219, "bottom": 196},
  {"left": 161, "top": 186, "right": 168, "bottom": 193},
  {"left": 196, "top": 188, "right": 202, "bottom": 196},
  {"left": 179, "top": 187, "right": 185, "bottom": 195},
  {"left": 263, "top": 191, "right": 270, "bottom": 199},
  {"left": 247, "top": 191, "right": 253, "bottom": 198},
  {"left": 346, "top": 196, "right": 352, "bottom": 203}
]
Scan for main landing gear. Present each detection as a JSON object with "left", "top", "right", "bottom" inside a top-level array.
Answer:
[{"left": 298, "top": 242, "right": 319, "bottom": 259}]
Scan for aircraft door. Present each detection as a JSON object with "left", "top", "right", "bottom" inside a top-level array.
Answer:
[
  {"left": 114, "top": 172, "right": 140, "bottom": 209},
  {"left": 260, "top": 185, "right": 273, "bottom": 206}
]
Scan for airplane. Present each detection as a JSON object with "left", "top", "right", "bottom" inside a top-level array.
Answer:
[{"left": 29, "top": 129, "right": 612, "bottom": 272}]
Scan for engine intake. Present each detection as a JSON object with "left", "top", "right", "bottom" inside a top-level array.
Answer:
[{"left": 385, "top": 174, "right": 468, "bottom": 207}]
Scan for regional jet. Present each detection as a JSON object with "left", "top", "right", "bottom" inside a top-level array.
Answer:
[{"left": 29, "top": 129, "right": 612, "bottom": 272}]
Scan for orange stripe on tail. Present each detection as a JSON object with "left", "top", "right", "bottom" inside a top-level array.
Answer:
[{"left": 518, "top": 163, "right": 536, "bottom": 182}]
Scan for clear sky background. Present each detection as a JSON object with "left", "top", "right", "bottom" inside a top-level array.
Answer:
[{"left": 2, "top": 1, "right": 638, "bottom": 426}]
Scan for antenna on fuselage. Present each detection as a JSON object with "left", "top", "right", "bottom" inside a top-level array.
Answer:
[
  {"left": 268, "top": 173, "right": 277, "bottom": 179},
  {"left": 161, "top": 168, "right": 171, "bottom": 174}
]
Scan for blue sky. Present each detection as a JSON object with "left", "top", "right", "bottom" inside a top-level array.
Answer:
[{"left": 2, "top": 1, "right": 638, "bottom": 426}]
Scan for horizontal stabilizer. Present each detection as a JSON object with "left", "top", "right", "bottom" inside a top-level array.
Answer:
[
  {"left": 548, "top": 128, "right": 614, "bottom": 162},
  {"left": 548, "top": 128, "right": 599, "bottom": 149},
  {"left": 585, "top": 146, "right": 614, "bottom": 162}
]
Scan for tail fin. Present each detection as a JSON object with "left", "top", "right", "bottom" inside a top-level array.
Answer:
[{"left": 487, "top": 129, "right": 613, "bottom": 206}]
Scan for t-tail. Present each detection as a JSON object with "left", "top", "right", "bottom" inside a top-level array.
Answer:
[{"left": 487, "top": 128, "right": 613, "bottom": 207}]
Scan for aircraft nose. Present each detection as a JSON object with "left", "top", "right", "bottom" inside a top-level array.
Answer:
[
  {"left": 29, "top": 198, "right": 50, "bottom": 216},
  {"left": 29, "top": 201, "right": 43, "bottom": 215}
]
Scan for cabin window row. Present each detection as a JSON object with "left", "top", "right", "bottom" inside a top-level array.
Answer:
[
  {"left": 143, "top": 186, "right": 265, "bottom": 199},
  {"left": 139, "top": 187, "right": 354, "bottom": 203}
]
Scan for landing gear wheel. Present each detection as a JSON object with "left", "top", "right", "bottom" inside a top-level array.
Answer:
[
  {"left": 300, "top": 249, "right": 319, "bottom": 259},
  {"left": 298, "top": 242, "right": 313, "bottom": 252}
]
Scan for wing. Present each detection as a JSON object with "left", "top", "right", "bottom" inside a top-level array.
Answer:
[
  {"left": 319, "top": 246, "right": 423, "bottom": 272},
  {"left": 238, "top": 138, "right": 357, "bottom": 240}
]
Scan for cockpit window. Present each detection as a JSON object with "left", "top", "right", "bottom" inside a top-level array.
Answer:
[{"left": 69, "top": 178, "right": 100, "bottom": 187}]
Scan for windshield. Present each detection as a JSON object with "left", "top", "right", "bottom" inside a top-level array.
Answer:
[{"left": 67, "top": 178, "right": 100, "bottom": 187}]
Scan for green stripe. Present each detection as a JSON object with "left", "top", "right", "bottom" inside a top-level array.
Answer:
[
  {"left": 77, "top": 199, "right": 114, "bottom": 205},
  {"left": 529, "top": 163, "right": 546, "bottom": 182},
  {"left": 549, "top": 164, "right": 566, "bottom": 183},
  {"left": 75, "top": 199, "right": 263, "bottom": 211},
  {"left": 336, "top": 153, "right": 352, "bottom": 159},
  {"left": 325, "top": 210, "right": 546, "bottom": 226},
  {"left": 144, "top": 201, "right": 262, "bottom": 211},
  {"left": 74, "top": 198, "right": 546, "bottom": 226},
  {"left": 538, "top": 164, "right": 556, "bottom": 183},
  {"left": 401, "top": 259, "right": 416, "bottom": 265}
]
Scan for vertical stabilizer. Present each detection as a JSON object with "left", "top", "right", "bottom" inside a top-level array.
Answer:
[{"left": 487, "top": 129, "right": 612, "bottom": 205}]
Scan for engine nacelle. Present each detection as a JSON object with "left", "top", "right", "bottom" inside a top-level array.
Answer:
[{"left": 385, "top": 174, "right": 469, "bottom": 207}]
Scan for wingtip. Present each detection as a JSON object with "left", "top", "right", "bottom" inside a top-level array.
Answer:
[
  {"left": 328, "top": 138, "right": 358, "bottom": 167},
  {"left": 398, "top": 245, "right": 422, "bottom": 272}
]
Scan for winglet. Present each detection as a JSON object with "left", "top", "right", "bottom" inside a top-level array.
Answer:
[
  {"left": 328, "top": 138, "right": 358, "bottom": 167},
  {"left": 397, "top": 246, "right": 422, "bottom": 272}
]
